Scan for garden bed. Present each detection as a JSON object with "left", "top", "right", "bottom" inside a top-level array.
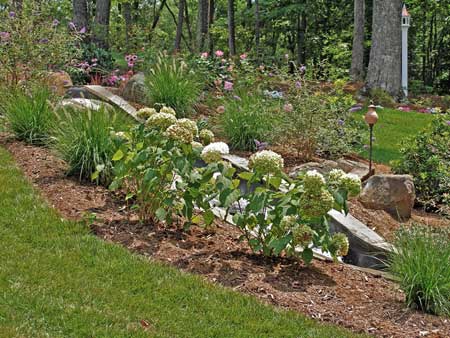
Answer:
[{"left": 2, "top": 134, "right": 449, "bottom": 338}]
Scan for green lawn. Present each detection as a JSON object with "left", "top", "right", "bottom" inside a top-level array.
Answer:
[
  {"left": 354, "top": 109, "right": 436, "bottom": 165},
  {"left": 0, "top": 146, "right": 362, "bottom": 338}
]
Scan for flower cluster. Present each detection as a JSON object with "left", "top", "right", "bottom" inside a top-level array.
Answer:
[
  {"left": 299, "top": 188, "right": 334, "bottom": 219},
  {"left": 303, "top": 170, "right": 326, "bottom": 190},
  {"left": 330, "top": 233, "right": 349, "bottom": 256},
  {"left": 137, "top": 107, "right": 157, "bottom": 120},
  {"left": 160, "top": 106, "right": 176, "bottom": 116},
  {"left": 146, "top": 112, "right": 177, "bottom": 129},
  {"left": 125, "top": 54, "right": 138, "bottom": 68},
  {"left": 176, "top": 118, "right": 198, "bottom": 136},
  {"left": 292, "top": 224, "right": 315, "bottom": 247},
  {"left": 199, "top": 129, "right": 215, "bottom": 145},
  {"left": 328, "top": 169, "right": 361, "bottom": 197},
  {"left": 201, "top": 142, "right": 229, "bottom": 163},
  {"left": 165, "top": 123, "right": 194, "bottom": 144},
  {"left": 249, "top": 150, "right": 284, "bottom": 174}
]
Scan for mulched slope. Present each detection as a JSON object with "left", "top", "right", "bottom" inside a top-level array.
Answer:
[{"left": 2, "top": 135, "right": 449, "bottom": 338}]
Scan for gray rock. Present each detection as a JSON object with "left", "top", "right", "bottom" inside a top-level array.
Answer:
[
  {"left": 289, "top": 160, "right": 340, "bottom": 178},
  {"left": 58, "top": 98, "right": 114, "bottom": 112},
  {"left": 328, "top": 209, "right": 393, "bottom": 269},
  {"left": 122, "top": 73, "right": 149, "bottom": 105},
  {"left": 65, "top": 87, "right": 98, "bottom": 100},
  {"left": 359, "top": 174, "right": 415, "bottom": 220}
]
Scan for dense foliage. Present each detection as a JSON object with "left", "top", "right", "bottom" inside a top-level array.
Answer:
[
  {"left": 393, "top": 114, "right": 450, "bottom": 214},
  {"left": 0, "top": 84, "right": 54, "bottom": 145},
  {"left": 389, "top": 225, "right": 450, "bottom": 316}
]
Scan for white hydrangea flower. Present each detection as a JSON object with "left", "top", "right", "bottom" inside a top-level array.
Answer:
[
  {"left": 137, "top": 107, "right": 157, "bottom": 119},
  {"left": 160, "top": 106, "right": 177, "bottom": 116},
  {"left": 176, "top": 118, "right": 198, "bottom": 136},
  {"left": 199, "top": 129, "right": 215, "bottom": 145},
  {"left": 165, "top": 124, "right": 193, "bottom": 144},
  {"left": 303, "top": 170, "right": 326, "bottom": 190},
  {"left": 249, "top": 150, "right": 284, "bottom": 174},
  {"left": 340, "top": 173, "right": 361, "bottom": 197},
  {"left": 191, "top": 141, "right": 203, "bottom": 149},
  {"left": 201, "top": 142, "right": 229, "bottom": 163},
  {"left": 146, "top": 112, "right": 177, "bottom": 129},
  {"left": 328, "top": 169, "right": 346, "bottom": 182}
]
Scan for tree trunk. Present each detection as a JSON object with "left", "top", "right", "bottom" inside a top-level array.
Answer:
[
  {"left": 72, "top": 0, "right": 89, "bottom": 32},
  {"left": 197, "top": 0, "right": 209, "bottom": 51},
  {"left": 208, "top": 0, "right": 215, "bottom": 53},
  {"left": 94, "top": 0, "right": 111, "bottom": 49},
  {"left": 174, "top": 0, "right": 185, "bottom": 52},
  {"left": 296, "top": 14, "right": 306, "bottom": 66},
  {"left": 366, "top": 0, "right": 403, "bottom": 98},
  {"left": 123, "top": 2, "right": 133, "bottom": 48},
  {"left": 227, "top": 0, "right": 236, "bottom": 56},
  {"left": 255, "top": 0, "right": 261, "bottom": 58},
  {"left": 350, "top": 0, "right": 365, "bottom": 81}
]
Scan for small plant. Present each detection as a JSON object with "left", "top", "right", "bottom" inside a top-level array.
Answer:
[
  {"left": 145, "top": 54, "right": 200, "bottom": 117},
  {"left": 221, "top": 92, "right": 280, "bottom": 151},
  {"left": 0, "top": 84, "right": 54, "bottom": 145},
  {"left": 52, "top": 106, "right": 129, "bottom": 185},
  {"left": 389, "top": 225, "right": 450, "bottom": 316},
  {"left": 393, "top": 114, "right": 450, "bottom": 214}
]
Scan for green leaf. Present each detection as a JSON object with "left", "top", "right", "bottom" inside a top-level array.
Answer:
[
  {"left": 91, "top": 171, "right": 99, "bottom": 181},
  {"left": 238, "top": 172, "right": 254, "bottom": 181},
  {"left": 268, "top": 235, "right": 292, "bottom": 255},
  {"left": 269, "top": 176, "right": 282, "bottom": 190},
  {"left": 112, "top": 149, "right": 124, "bottom": 161},
  {"left": 204, "top": 210, "right": 215, "bottom": 226},
  {"left": 155, "top": 208, "right": 167, "bottom": 221},
  {"left": 302, "top": 248, "right": 314, "bottom": 264}
]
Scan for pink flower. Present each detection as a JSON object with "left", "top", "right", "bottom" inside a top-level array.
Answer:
[
  {"left": 78, "top": 27, "right": 86, "bottom": 34},
  {"left": 215, "top": 50, "right": 224, "bottom": 57},
  {"left": 283, "top": 103, "right": 293, "bottom": 113},
  {"left": 0, "top": 31, "right": 10, "bottom": 42},
  {"left": 227, "top": 65, "right": 234, "bottom": 72},
  {"left": 128, "top": 62, "right": 134, "bottom": 68},
  {"left": 240, "top": 53, "right": 247, "bottom": 60},
  {"left": 224, "top": 81, "right": 233, "bottom": 91},
  {"left": 200, "top": 52, "right": 208, "bottom": 59}
]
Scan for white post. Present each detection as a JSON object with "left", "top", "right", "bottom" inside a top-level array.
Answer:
[{"left": 401, "top": 4, "right": 410, "bottom": 98}]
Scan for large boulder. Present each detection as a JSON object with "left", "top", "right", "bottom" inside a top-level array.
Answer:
[
  {"left": 122, "top": 72, "right": 149, "bottom": 105},
  {"left": 359, "top": 174, "right": 415, "bottom": 220},
  {"left": 46, "top": 71, "right": 73, "bottom": 96}
]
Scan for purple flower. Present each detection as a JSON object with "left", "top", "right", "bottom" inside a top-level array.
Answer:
[
  {"left": 224, "top": 81, "right": 233, "bottom": 91},
  {"left": 52, "top": 19, "right": 60, "bottom": 27},
  {"left": 39, "top": 38, "right": 49, "bottom": 44},
  {"left": 349, "top": 106, "right": 362, "bottom": 113},
  {"left": 68, "top": 22, "right": 76, "bottom": 30},
  {"left": 78, "top": 27, "right": 86, "bottom": 34},
  {"left": 300, "top": 65, "right": 306, "bottom": 73},
  {"left": 446, "top": 120, "right": 450, "bottom": 126},
  {"left": 338, "top": 119, "right": 345, "bottom": 126},
  {"left": 0, "top": 31, "right": 10, "bottom": 42},
  {"left": 295, "top": 81, "right": 302, "bottom": 89},
  {"left": 233, "top": 95, "right": 241, "bottom": 101},
  {"left": 9, "top": 11, "right": 16, "bottom": 18}
]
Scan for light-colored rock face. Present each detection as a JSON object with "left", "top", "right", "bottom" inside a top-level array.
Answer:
[
  {"left": 46, "top": 71, "right": 73, "bottom": 96},
  {"left": 359, "top": 174, "right": 415, "bottom": 220},
  {"left": 122, "top": 73, "right": 149, "bottom": 105},
  {"left": 58, "top": 98, "right": 114, "bottom": 112},
  {"left": 289, "top": 158, "right": 369, "bottom": 179}
]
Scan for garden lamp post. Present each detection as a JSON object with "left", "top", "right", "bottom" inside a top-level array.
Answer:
[
  {"left": 402, "top": 3, "right": 411, "bottom": 98},
  {"left": 364, "top": 105, "right": 378, "bottom": 180}
]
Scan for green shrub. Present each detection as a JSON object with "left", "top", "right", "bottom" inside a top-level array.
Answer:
[
  {"left": 0, "top": 85, "right": 54, "bottom": 145},
  {"left": 221, "top": 93, "right": 280, "bottom": 151},
  {"left": 393, "top": 114, "right": 450, "bottom": 214},
  {"left": 389, "top": 225, "right": 450, "bottom": 316},
  {"left": 368, "top": 88, "right": 395, "bottom": 107},
  {"left": 52, "top": 107, "right": 129, "bottom": 185},
  {"left": 145, "top": 54, "right": 200, "bottom": 117},
  {"left": 282, "top": 86, "right": 365, "bottom": 160}
]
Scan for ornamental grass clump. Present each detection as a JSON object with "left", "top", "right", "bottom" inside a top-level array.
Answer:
[
  {"left": 389, "top": 225, "right": 450, "bottom": 316},
  {"left": 52, "top": 106, "right": 129, "bottom": 185},
  {"left": 0, "top": 84, "right": 54, "bottom": 145},
  {"left": 145, "top": 54, "right": 201, "bottom": 117}
]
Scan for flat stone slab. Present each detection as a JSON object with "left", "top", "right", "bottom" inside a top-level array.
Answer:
[
  {"left": 59, "top": 98, "right": 113, "bottom": 111},
  {"left": 222, "top": 154, "right": 249, "bottom": 171},
  {"left": 84, "top": 85, "right": 139, "bottom": 121},
  {"left": 328, "top": 209, "right": 394, "bottom": 269}
]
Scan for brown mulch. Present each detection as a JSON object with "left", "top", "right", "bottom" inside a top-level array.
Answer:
[{"left": 1, "top": 135, "right": 450, "bottom": 338}]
